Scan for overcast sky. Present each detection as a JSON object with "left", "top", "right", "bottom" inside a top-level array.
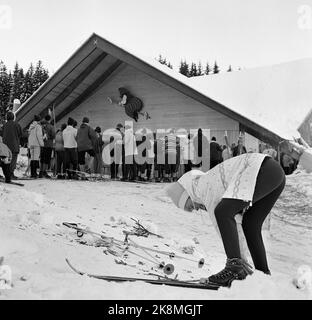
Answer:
[{"left": 1, "top": 0, "right": 312, "bottom": 73}]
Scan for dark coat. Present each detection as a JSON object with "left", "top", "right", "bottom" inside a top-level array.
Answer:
[
  {"left": 119, "top": 88, "right": 143, "bottom": 121},
  {"left": 93, "top": 135, "right": 104, "bottom": 154},
  {"left": 2, "top": 120, "right": 22, "bottom": 153},
  {"left": 210, "top": 141, "right": 223, "bottom": 162},
  {"left": 233, "top": 145, "right": 247, "bottom": 157},
  {"left": 41, "top": 121, "right": 56, "bottom": 148},
  {"left": 77, "top": 123, "right": 97, "bottom": 152}
]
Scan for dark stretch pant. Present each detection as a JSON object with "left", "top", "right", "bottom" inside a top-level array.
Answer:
[
  {"left": 56, "top": 151, "right": 65, "bottom": 174},
  {"left": 214, "top": 157, "right": 286, "bottom": 273},
  {"left": 64, "top": 148, "right": 78, "bottom": 176}
]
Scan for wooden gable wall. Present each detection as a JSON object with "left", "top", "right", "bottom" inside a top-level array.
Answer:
[{"left": 57, "top": 63, "right": 240, "bottom": 144}]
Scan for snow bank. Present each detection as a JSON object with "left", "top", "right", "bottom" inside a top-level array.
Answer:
[{"left": 0, "top": 172, "right": 311, "bottom": 299}]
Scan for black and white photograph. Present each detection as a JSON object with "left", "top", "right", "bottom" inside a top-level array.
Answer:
[{"left": 0, "top": 0, "right": 312, "bottom": 302}]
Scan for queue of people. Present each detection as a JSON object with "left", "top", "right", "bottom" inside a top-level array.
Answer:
[{"left": 0, "top": 110, "right": 299, "bottom": 182}]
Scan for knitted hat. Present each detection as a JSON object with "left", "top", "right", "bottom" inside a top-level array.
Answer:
[{"left": 166, "top": 182, "right": 190, "bottom": 210}]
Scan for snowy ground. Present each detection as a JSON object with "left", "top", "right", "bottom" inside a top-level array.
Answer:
[{"left": 0, "top": 161, "right": 312, "bottom": 300}]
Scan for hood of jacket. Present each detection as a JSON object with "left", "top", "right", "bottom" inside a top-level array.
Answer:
[{"left": 29, "top": 121, "right": 39, "bottom": 132}]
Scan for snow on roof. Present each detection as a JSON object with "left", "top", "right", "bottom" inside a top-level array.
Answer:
[
  {"left": 107, "top": 32, "right": 312, "bottom": 140},
  {"left": 189, "top": 58, "right": 312, "bottom": 140}
]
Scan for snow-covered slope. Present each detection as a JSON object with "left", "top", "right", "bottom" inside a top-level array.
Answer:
[
  {"left": 1, "top": 169, "right": 311, "bottom": 300},
  {"left": 190, "top": 58, "right": 312, "bottom": 140}
]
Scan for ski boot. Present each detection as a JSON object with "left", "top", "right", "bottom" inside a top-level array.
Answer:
[
  {"left": 207, "top": 258, "right": 253, "bottom": 287},
  {"left": 43, "top": 171, "right": 52, "bottom": 179}
]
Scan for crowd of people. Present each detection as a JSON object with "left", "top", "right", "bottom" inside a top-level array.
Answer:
[{"left": 0, "top": 110, "right": 297, "bottom": 183}]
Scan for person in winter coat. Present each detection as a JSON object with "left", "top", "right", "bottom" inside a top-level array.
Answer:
[
  {"left": 123, "top": 125, "right": 138, "bottom": 181},
  {"left": 55, "top": 123, "right": 67, "bottom": 179},
  {"left": 28, "top": 115, "right": 44, "bottom": 178},
  {"left": 154, "top": 135, "right": 165, "bottom": 182},
  {"left": 93, "top": 126, "right": 104, "bottom": 175},
  {"left": 76, "top": 117, "right": 97, "bottom": 172},
  {"left": 2, "top": 111, "right": 22, "bottom": 178},
  {"left": 39, "top": 115, "right": 55, "bottom": 178},
  {"left": 116, "top": 87, "right": 150, "bottom": 122},
  {"left": 232, "top": 137, "right": 247, "bottom": 157},
  {"left": 0, "top": 141, "right": 12, "bottom": 183},
  {"left": 62, "top": 117, "right": 78, "bottom": 179},
  {"left": 164, "top": 129, "right": 180, "bottom": 182},
  {"left": 192, "top": 129, "right": 210, "bottom": 171},
  {"left": 210, "top": 136, "right": 223, "bottom": 168},
  {"left": 166, "top": 153, "right": 286, "bottom": 287}
]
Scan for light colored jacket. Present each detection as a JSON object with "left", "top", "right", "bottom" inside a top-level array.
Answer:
[
  {"left": 62, "top": 125, "right": 77, "bottom": 148},
  {"left": 55, "top": 131, "right": 64, "bottom": 151},
  {"left": 124, "top": 132, "right": 138, "bottom": 156},
  {"left": 28, "top": 121, "right": 44, "bottom": 147},
  {"left": 177, "top": 153, "right": 269, "bottom": 260}
]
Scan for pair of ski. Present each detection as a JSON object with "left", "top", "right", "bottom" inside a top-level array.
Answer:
[
  {"left": 65, "top": 259, "right": 219, "bottom": 290},
  {"left": 63, "top": 222, "right": 219, "bottom": 290}
]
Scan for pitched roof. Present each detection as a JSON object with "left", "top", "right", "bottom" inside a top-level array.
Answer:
[{"left": 16, "top": 33, "right": 308, "bottom": 145}]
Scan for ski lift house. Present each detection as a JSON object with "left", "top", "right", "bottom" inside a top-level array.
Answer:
[{"left": 16, "top": 33, "right": 305, "bottom": 154}]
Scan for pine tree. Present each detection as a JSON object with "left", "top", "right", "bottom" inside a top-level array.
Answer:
[
  {"left": 33, "top": 60, "right": 49, "bottom": 91},
  {"left": 189, "top": 62, "right": 198, "bottom": 77},
  {"left": 158, "top": 54, "right": 164, "bottom": 64},
  {"left": 179, "top": 60, "right": 190, "bottom": 77},
  {"left": 197, "top": 61, "right": 203, "bottom": 76},
  {"left": 213, "top": 61, "right": 220, "bottom": 74},
  {"left": 11, "top": 62, "right": 25, "bottom": 105},
  {"left": 0, "top": 61, "right": 11, "bottom": 119},
  {"left": 22, "top": 63, "right": 35, "bottom": 102},
  {"left": 157, "top": 54, "right": 173, "bottom": 69},
  {"left": 204, "top": 62, "right": 211, "bottom": 75}
]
